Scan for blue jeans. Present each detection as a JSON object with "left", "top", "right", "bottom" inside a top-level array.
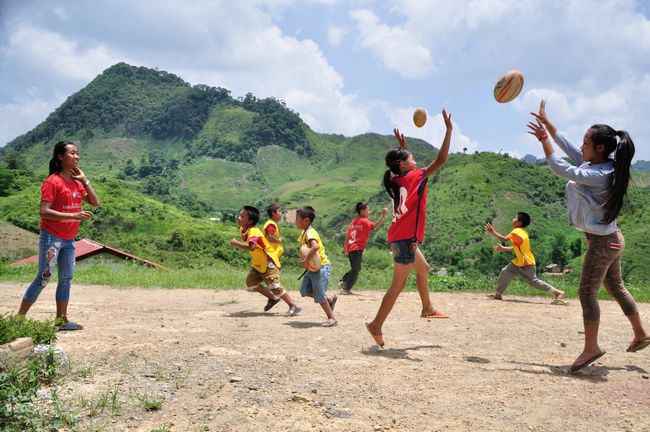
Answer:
[
  {"left": 23, "top": 230, "right": 76, "bottom": 304},
  {"left": 300, "top": 263, "right": 332, "bottom": 303}
]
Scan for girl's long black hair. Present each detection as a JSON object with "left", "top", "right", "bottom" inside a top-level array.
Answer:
[
  {"left": 49, "top": 141, "right": 75, "bottom": 175},
  {"left": 383, "top": 148, "right": 410, "bottom": 212},
  {"left": 590, "top": 124, "right": 635, "bottom": 223}
]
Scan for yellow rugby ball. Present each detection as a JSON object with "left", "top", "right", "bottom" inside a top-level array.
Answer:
[
  {"left": 493, "top": 70, "right": 524, "bottom": 103},
  {"left": 300, "top": 244, "right": 321, "bottom": 272},
  {"left": 413, "top": 107, "right": 427, "bottom": 128}
]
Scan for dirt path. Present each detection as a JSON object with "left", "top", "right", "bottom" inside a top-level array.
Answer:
[{"left": 2, "top": 283, "right": 649, "bottom": 431}]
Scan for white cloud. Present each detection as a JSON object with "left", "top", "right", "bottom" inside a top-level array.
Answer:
[
  {"left": 5, "top": 26, "right": 121, "bottom": 82},
  {"left": 327, "top": 25, "right": 347, "bottom": 46},
  {"left": 0, "top": 91, "right": 55, "bottom": 145},
  {"left": 349, "top": 8, "right": 433, "bottom": 78}
]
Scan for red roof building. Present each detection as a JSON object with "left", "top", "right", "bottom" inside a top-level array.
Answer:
[{"left": 13, "top": 238, "right": 165, "bottom": 269}]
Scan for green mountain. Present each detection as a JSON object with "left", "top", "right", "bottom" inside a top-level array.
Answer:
[{"left": 2, "top": 63, "right": 650, "bottom": 282}]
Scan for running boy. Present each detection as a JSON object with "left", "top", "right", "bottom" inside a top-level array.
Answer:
[
  {"left": 263, "top": 203, "right": 301, "bottom": 315},
  {"left": 230, "top": 205, "right": 301, "bottom": 315},
  {"left": 485, "top": 211, "right": 564, "bottom": 303},
  {"left": 295, "top": 206, "right": 338, "bottom": 327},
  {"left": 339, "top": 202, "right": 388, "bottom": 295}
]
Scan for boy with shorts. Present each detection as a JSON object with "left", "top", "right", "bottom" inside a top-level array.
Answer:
[
  {"left": 295, "top": 206, "right": 338, "bottom": 327},
  {"left": 230, "top": 205, "right": 301, "bottom": 315},
  {"left": 485, "top": 211, "right": 565, "bottom": 303},
  {"left": 263, "top": 203, "right": 301, "bottom": 315}
]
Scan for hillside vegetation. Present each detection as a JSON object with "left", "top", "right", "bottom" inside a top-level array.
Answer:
[{"left": 2, "top": 62, "right": 650, "bottom": 284}]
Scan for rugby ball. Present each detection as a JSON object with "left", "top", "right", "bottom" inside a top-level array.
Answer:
[
  {"left": 300, "top": 244, "right": 321, "bottom": 272},
  {"left": 413, "top": 107, "right": 427, "bottom": 128},
  {"left": 493, "top": 70, "right": 524, "bottom": 103}
]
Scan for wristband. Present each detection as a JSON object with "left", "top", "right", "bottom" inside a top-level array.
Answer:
[
  {"left": 538, "top": 134, "right": 548, "bottom": 142},
  {"left": 83, "top": 180, "right": 90, "bottom": 188}
]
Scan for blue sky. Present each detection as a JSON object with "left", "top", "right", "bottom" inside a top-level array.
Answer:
[{"left": 2, "top": 0, "right": 650, "bottom": 160}]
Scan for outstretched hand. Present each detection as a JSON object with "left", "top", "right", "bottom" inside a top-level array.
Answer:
[
  {"left": 526, "top": 118, "right": 547, "bottom": 141},
  {"left": 529, "top": 99, "right": 548, "bottom": 125},
  {"left": 484, "top": 223, "right": 495, "bottom": 234},
  {"left": 393, "top": 128, "right": 406, "bottom": 148}
]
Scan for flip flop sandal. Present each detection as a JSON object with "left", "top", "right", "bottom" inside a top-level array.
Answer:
[{"left": 58, "top": 321, "right": 84, "bottom": 331}]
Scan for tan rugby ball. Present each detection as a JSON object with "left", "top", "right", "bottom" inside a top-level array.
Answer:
[
  {"left": 413, "top": 107, "right": 427, "bottom": 128},
  {"left": 300, "top": 244, "right": 321, "bottom": 272},
  {"left": 494, "top": 70, "right": 524, "bottom": 103}
]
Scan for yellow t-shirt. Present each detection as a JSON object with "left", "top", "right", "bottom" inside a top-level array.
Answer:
[
  {"left": 262, "top": 219, "right": 284, "bottom": 259},
  {"left": 241, "top": 226, "right": 281, "bottom": 272},
  {"left": 507, "top": 227, "right": 536, "bottom": 267},
  {"left": 298, "top": 226, "right": 330, "bottom": 266}
]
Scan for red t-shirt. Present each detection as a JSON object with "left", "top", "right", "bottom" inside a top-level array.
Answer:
[
  {"left": 345, "top": 217, "right": 376, "bottom": 252},
  {"left": 387, "top": 168, "right": 428, "bottom": 243},
  {"left": 40, "top": 174, "right": 87, "bottom": 240}
]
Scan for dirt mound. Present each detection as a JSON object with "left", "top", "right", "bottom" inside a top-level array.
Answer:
[{"left": 2, "top": 283, "right": 649, "bottom": 431}]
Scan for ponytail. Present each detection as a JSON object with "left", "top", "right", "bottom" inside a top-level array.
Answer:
[
  {"left": 604, "top": 130, "right": 634, "bottom": 223},
  {"left": 383, "top": 148, "right": 410, "bottom": 212},
  {"left": 590, "top": 125, "right": 635, "bottom": 223}
]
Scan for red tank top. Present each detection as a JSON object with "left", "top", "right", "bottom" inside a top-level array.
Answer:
[{"left": 387, "top": 168, "right": 428, "bottom": 243}]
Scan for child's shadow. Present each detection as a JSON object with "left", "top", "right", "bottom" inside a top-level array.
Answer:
[
  {"left": 361, "top": 344, "right": 441, "bottom": 362},
  {"left": 509, "top": 360, "right": 614, "bottom": 382},
  {"left": 284, "top": 321, "right": 324, "bottom": 329},
  {"left": 227, "top": 310, "right": 277, "bottom": 318}
]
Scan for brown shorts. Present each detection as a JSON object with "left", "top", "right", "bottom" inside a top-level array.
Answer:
[{"left": 246, "top": 262, "right": 285, "bottom": 296}]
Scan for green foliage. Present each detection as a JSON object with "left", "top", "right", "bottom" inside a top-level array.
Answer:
[
  {"left": 0, "top": 314, "right": 59, "bottom": 345},
  {"left": 2, "top": 62, "right": 650, "bottom": 285}
]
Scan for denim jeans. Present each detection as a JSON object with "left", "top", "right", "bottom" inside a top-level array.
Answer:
[
  {"left": 300, "top": 263, "right": 332, "bottom": 303},
  {"left": 23, "top": 230, "right": 76, "bottom": 303}
]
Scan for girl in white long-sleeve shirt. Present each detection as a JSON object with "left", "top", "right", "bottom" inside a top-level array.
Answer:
[{"left": 528, "top": 100, "right": 650, "bottom": 372}]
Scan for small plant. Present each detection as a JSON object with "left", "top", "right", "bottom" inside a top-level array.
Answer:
[
  {"left": 150, "top": 427, "right": 172, "bottom": 432},
  {"left": 0, "top": 313, "right": 58, "bottom": 344},
  {"left": 133, "top": 391, "right": 165, "bottom": 411}
]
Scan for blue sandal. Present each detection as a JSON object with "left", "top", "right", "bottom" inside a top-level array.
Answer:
[{"left": 58, "top": 321, "right": 84, "bottom": 331}]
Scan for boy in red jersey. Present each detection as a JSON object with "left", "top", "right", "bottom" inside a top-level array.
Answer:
[{"left": 339, "top": 202, "right": 388, "bottom": 295}]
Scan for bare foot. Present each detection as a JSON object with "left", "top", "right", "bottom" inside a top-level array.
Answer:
[{"left": 551, "top": 291, "right": 567, "bottom": 305}]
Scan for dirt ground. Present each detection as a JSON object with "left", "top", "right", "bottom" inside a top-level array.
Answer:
[{"left": 2, "top": 282, "right": 649, "bottom": 432}]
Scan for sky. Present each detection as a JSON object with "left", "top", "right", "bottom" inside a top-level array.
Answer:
[{"left": 1, "top": 0, "right": 650, "bottom": 160}]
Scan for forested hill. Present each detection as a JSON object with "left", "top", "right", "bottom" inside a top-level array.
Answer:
[{"left": 1, "top": 63, "right": 650, "bottom": 280}]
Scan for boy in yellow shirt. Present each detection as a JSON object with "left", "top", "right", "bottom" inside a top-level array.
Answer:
[
  {"left": 485, "top": 211, "right": 564, "bottom": 303},
  {"left": 230, "top": 205, "right": 301, "bottom": 315},
  {"left": 295, "top": 206, "right": 338, "bottom": 327},
  {"left": 262, "top": 203, "right": 301, "bottom": 316}
]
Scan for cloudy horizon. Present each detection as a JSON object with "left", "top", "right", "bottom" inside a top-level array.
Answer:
[{"left": 2, "top": 0, "right": 650, "bottom": 160}]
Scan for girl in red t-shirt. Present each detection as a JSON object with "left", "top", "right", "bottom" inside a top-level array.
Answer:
[
  {"left": 18, "top": 141, "right": 100, "bottom": 331},
  {"left": 366, "top": 109, "right": 453, "bottom": 348}
]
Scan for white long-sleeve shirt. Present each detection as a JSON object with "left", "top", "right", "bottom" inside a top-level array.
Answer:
[{"left": 546, "top": 132, "right": 617, "bottom": 236}]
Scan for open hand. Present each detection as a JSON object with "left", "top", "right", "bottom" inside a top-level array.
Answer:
[{"left": 393, "top": 128, "right": 406, "bottom": 148}]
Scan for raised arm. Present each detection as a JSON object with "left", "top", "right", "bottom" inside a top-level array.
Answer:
[
  {"left": 423, "top": 109, "right": 452, "bottom": 178},
  {"left": 372, "top": 207, "right": 389, "bottom": 228},
  {"left": 484, "top": 222, "right": 509, "bottom": 243},
  {"left": 530, "top": 100, "right": 557, "bottom": 138},
  {"left": 72, "top": 167, "right": 100, "bottom": 207}
]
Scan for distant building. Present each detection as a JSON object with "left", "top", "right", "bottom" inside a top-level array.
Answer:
[{"left": 13, "top": 238, "right": 165, "bottom": 269}]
